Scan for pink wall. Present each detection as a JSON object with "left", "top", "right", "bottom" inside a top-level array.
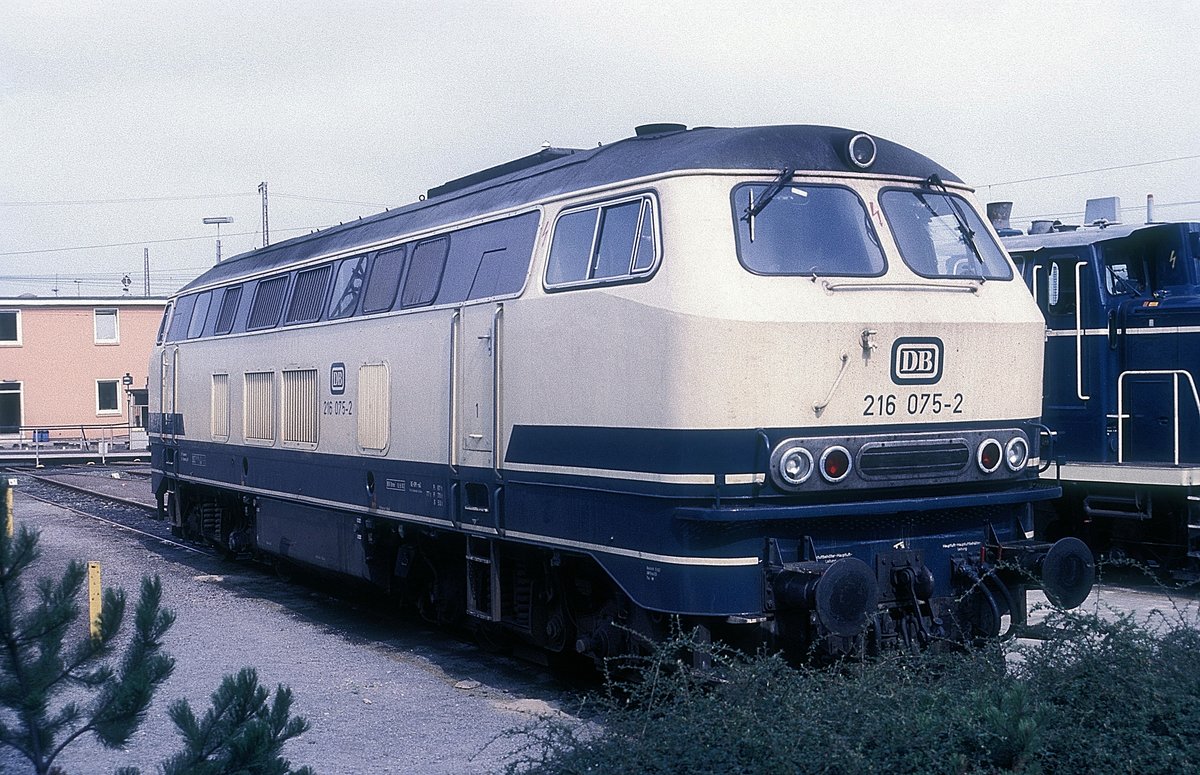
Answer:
[{"left": 1, "top": 301, "right": 165, "bottom": 434}]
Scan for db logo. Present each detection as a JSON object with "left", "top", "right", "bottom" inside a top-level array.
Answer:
[
  {"left": 891, "top": 338, "right": 943, "bottom": 385},
  {"left": 330, "top": 362, "right": 346, "bottom": 395}
]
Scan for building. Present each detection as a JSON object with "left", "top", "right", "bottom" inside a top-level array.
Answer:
[{"left": 0, "top": 296, "right": 168, "bottom": 450}]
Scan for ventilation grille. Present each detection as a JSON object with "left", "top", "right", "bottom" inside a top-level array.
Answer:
[
  {"left": 858, "top": 439, "right": 970, "bottom": 479},
  {"left": 282, "top": 369, "right": 318, "bottom": 445},
  {"left": 244, "top": 372, "right": 275, "bottom": 442},
  {"left": 357, "top": 363, "right": 389, "bottom": 451},
  {"left": 211, "top": 373, "right": 229, "bottom": 439}
]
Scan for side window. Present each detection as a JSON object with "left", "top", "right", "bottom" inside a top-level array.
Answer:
[
  {"left": 155, "top": 303, "right": 172, "bottom": 345},
  {"left": 285, "top": 265, "right": 332, "bottom": 324},
  {"left": 247, "top": 276, "right": 289, "bottom": 330},
  {"left": 546, "top": 196, "right": 658, "bottom": 288},
  {"left": 1045, "top": 253, "right": 1081, "bottom": 317},
  {"left": 363, "top": 248, "right": 405, "bottom": 314},
  {"left": 213, "top": 286, "right": 242, "bottom": 335},
  {"left": 329, "top": 255, "right": 369, "bottom": 319},
  {"left": 166, "top": 295, "right": 197, "bottom": 342},
  {"left": 186, "top": 292, "right": 211, "bottom": 339},
  {"left": 402, "top": 238, "right": 449, "bottom": 308}
]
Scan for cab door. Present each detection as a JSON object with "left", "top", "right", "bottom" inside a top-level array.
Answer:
[
  {"left": 451, "top": 302, "right": 505, "bottom": 533},
  {"left": 1026, "top": 249, "right": 1110, "bottom": 461}
]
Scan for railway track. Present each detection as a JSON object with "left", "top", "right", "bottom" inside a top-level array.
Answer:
[{"left": 3, "top": 465, "right": 211, "bottom": 557}]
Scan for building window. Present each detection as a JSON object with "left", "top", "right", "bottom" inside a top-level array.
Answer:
[
  {"left": 97, "top": 380, "right": 121, "bottom": 414},
  {"left": 281, "top": 369, "right": 318, "bottom": 446},
  {"left": 358, "top": 363, "right": 390, "bottom": 452},
  {"left": 94, "top": 308, "right": 120, "bottom": 344},
  {"left": 0, "top": 382, "right": 21, "bottom": 434},
  {"left": 244, "top": 372, "right": 276, "bottom": 443},
  {"left": 0, "top": 310, "right": 20, "bottom": 345}
]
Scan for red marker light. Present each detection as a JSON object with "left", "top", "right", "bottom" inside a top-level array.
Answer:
[{"left": 821, "top": 447, "right": 852, "bottom": 483}]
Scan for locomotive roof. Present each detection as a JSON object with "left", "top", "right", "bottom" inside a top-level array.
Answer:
[
  {"left": 1002, "top": 222, "right": 1192, "bottom": 252},
  {"left": 181, "top": 124, "right": 961, "bottom": 292}
]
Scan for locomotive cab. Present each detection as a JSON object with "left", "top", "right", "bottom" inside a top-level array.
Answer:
[{"left": 1004, "top": 203, "right": 1200, "bottom": 574}]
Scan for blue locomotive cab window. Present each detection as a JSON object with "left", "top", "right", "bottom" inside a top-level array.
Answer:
[
  {"left": 363, "top": 248, "right": 404, "bottom": 314},
  {"left": 166, "top": 294, "right": 196, "bottom": 342},
  {"left": 546, "top": 196, "right": 658, "bottom": 287},
  {"left": 734, "top": 184, "right": 883, "bottom": 276},
  {"left": 401, "top": 238, "right": 449, "bottom": 308},
  {"left": 328, "top": 255, "right": 368, "bottom": 319},
  {"left": 213, "top": 286, "right": 242, "bottom": 335},
  {"left": 247, "top": 276, "right": 289, "bottom": 330},
  {"left": 880, "top": 190, "right": 1012, "bottom": 280}
]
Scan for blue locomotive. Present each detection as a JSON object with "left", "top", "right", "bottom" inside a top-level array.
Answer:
[
  {"left": 148, "top": 124, "right": 1093, "bottom": 662},
  {"left": 1000, "top": 197, "right": 1200, "bottom": 576}
]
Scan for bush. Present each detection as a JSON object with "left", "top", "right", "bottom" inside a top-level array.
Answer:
[{"left": 507, "top": 605, "right": 1200, "bottom": 774}]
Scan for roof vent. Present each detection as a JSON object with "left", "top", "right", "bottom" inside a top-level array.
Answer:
[
  {"left": 1084, "top": 196, "right": 1121, "bottom": 226},
  {"left": 634, "top": 123, "right": 687, "bottom": 137}
]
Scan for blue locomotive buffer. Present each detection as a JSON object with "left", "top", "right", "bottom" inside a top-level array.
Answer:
[
  {"left": 149, "top": 125, "right": 1093, "bottom": 662},
  {"left": 1005, "top": 207, "right": 1200, "bottom": 574}
]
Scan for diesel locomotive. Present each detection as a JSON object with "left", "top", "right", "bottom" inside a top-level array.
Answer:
[
  {"left": 1000, "top": 197, "right": 1200, "bottom": 577},
  {"left": 149, "top": 124, "right": 1093, "bottom": 661}
]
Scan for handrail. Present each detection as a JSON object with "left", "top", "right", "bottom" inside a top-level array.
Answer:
[
  {"left": 1074, "top": 261, "right": 1090, "bottom": 401},
  {"left": 820, "top": 280, "right": 979, "bottom": 294},
  {"left": 448, "top": 309, "right": 461, "bottom": 470},
  {"left": 1031, "top": 263, "right": 1043, "bottom": 307},
  {"left": 492, "top": 303, "right": 504, "bottom": 477},
  {"left": 1116, "top": 369, "right": 1200, "bottom": 464}
]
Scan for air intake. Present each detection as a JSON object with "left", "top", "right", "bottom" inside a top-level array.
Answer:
[{"left": 857, "top": 439, "right": 971, "bottom": 479}]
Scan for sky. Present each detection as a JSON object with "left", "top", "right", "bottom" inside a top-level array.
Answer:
[{"left": 3, "top": 0, "right": 1199, "bottom": 298}]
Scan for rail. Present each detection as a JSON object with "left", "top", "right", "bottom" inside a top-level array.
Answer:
[
  {"left": 0, "top": 423, "right": 148, "bottom": 464},
  {"left": 1116, "top": 369, "right": 1200, "bottom": 464}
]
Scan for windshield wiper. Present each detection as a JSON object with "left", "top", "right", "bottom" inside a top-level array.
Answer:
[
  {"left": 741, "top": 167, "right": 794, "bottom": 241},
  {"left": 922, "top": 175, "right": 987, "bottom": 277}
]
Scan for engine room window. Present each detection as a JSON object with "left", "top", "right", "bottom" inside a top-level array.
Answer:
[
  {"left": 733, "top": 184, "right": 884, "bottom": 277},
  {"left": 96, "top": 380, "right": 120, "bottom": 414},
  {"left": 0, "top": 310, "right": 20, "bottom": 345},
  {"left": 880, "top": 189, "right": 1012, "bottom": 280},
  {"left": 329, "top": 255, "right": 369, "bottom": 319},
  {"left": 186, "top": 293, "right": 211, "bottom": 339},
  {"left": 213, "top": 286, "right": 242, "bottom": 335},
  {"left": 363, "top": 248, "right": 405, "bottom": 314},
  {"left": 247, "top": 276, "right": 289, "bottom": 330},
  {"left": 402, "top": 237, "right": 449, "bottom": 308},
  {"left": 94, "top": 308, "right": 120, "bottom": 344},
  {"left": 545, "top": 196, "right": 658, "bottom": 287},
  {"left": 286, "top": 265, "right": 332, "bottom": 324}
]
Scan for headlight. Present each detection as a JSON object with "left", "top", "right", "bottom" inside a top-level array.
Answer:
[
  {"left": 977, "top": 439, "right": 1003, "bottom": 473},
  {"left": 776, "top": 446, "right": 814, "bottom": 487},
  {"left": 1005, "top": 437, "right": 1029, "bottom": 472},
  {"left": 820, "top": 446, "right": 853, "bottom": 483}
]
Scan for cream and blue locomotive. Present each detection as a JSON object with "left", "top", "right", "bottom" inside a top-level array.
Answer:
[
  {"left": 149, "top": 124, "right": 1092, "bottom": 660},
  {"left": 1000, "top": 197, "right": 1200, "bottom": 577}
]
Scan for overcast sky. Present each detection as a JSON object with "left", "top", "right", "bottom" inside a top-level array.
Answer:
[{"left": 3, "top": 0, "right": 1199, "bottom": 297}]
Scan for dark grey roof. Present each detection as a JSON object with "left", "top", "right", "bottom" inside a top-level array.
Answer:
[{"left": 182, "top": 124, "right": 961, "bottom": 292}]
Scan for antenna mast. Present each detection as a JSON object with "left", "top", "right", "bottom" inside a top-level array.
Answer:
[
  {"left": 143, "top": 247, "right": 150, "bottom": 296},
  {"left": 259, "top": 181, "right": 269, "bottom": 247}
]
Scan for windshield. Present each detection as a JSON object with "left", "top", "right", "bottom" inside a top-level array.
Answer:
[
  {"left": 880, "top": 189, "right": 1012, "bottom": 280},
  {"left": 732, "top": 183, "right": 885, "bottom": 276}
]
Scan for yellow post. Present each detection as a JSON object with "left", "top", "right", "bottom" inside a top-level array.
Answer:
[
  {"left": 88, "top": 562, "right": 102, "bottom": 638},
  {"left": 3, "top": 478, "right": 12, "bottom": 538}
]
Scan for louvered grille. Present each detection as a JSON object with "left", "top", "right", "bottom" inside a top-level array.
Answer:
[
  {"left": 858, "top": 439, "right": 970, "bottom": 479},
  {"left": 282, "top": 369, "right": 318, "bottom": 445},
  {"left": 286, "top": 266, "right": 331, "bottom": 324},
  {"left": 357, "top": 363, "right": 390, "bottom": 451},
  {"left": 244, "top": 372, "right": 275, "bottom": 441}
]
